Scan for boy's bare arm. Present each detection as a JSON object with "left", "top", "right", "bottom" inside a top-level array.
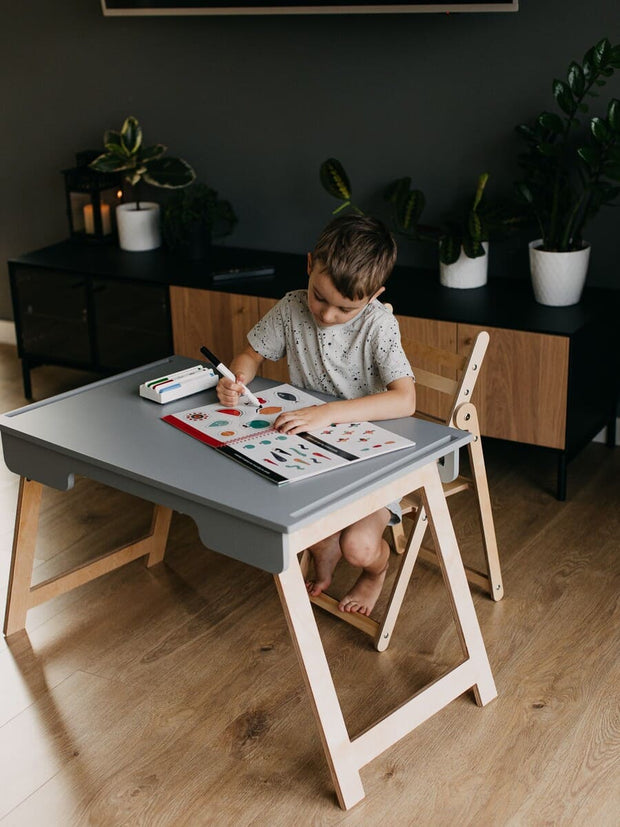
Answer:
[
  {"left": 217, "top": 345, "right": 265, "bottom": 406},
  {"left": 274, "top": 377, "right": 416, "bottom": 435}
]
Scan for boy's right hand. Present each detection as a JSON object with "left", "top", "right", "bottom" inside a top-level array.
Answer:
[{"left": 216, "top": 373, "right": 247, "bottom": 407}]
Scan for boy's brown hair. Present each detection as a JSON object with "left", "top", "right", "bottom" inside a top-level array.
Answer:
[{"left": 312, "top": 214, "right": 397, "bottom": 300}]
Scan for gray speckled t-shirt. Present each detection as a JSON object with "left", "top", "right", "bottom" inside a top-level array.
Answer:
[{"left": 247, "top": 290, "right": 414, "bottom": 398}]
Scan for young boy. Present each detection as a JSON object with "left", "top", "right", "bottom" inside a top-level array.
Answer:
[{"left": 217, "top": 214, "right": 416, "bottom": 616}]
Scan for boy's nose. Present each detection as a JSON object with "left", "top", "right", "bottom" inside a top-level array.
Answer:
[{"left": 320, "top": 308, "right": 338, "bottom": 324}]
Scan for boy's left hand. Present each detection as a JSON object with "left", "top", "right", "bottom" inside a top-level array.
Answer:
[{"left": 274, "top": 405, "right": 333, "bottom": 435}]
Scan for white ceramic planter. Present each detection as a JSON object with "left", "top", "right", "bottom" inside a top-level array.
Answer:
[
  {"left": 439, "top": 243, "right": 488, "bottom": 289},
  {"left": 116, "top": 202, "right": 161, "bottom": 252},
  {"left": 529, "top": 240, "right": 590, "bottom": 306}
]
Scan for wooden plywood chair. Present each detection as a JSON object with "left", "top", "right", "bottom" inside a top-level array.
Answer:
[{"left": 302, "top": 329, "right": 503, "bottom": 652}]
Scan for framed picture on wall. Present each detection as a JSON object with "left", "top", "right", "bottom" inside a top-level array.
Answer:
[{"left": 101, "top": 0, "right": 518, "bottom": 15}]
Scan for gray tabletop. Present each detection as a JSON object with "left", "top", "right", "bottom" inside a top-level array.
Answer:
[{"left": 0, "top": 356, "right": 470, "bottom": 573}]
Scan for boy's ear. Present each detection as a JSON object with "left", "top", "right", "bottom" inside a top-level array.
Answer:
[
  {"left": 306, "top": 253, "right": 313, "bottom": 276},
  {"left": 371, "top": 285, "right": 386, "bottom": 302}
]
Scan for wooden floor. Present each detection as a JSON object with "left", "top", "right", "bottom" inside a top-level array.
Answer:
[{"left": 0, "top": 344, "right": 619, "bottom": 826}]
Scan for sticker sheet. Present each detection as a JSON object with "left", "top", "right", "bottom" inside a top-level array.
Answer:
[{"left": 162, "top": 383, "right": 415, "bottom": 485}]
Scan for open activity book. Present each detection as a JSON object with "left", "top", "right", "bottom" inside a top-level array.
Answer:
[{"left": 162, "top": 383, "right": 415, "bottom": 485}]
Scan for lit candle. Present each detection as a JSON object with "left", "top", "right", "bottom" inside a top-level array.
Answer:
[
  {"left": 100, "top": 203, "right": 111, "bottom": 235},
  {"left": 83, "top": 203, "right": 112, "bottom": 235},
  {"left": 83, "top": 204, "right": 95, "bottom": 234}
]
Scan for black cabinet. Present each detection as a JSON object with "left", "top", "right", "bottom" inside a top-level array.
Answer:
[{"left": 9, "top": 256, "right": 172, "bottom": 399}]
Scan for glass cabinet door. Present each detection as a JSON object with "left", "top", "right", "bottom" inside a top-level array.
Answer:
[{"left": 13, "top": 267, "right": 91, "bottom": 365}]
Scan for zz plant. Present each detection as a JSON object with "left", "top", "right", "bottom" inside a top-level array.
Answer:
[{"left": 515, "top": 37, "right": 620, "bottom": 252}]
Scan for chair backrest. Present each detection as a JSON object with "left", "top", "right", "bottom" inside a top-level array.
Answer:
[{"left": 400, "top": 331, "right": 490, "bottom": 429}]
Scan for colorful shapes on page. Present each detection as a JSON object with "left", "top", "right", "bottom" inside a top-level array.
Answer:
[
  {"left": 277, "top": 391, "right": 298, "bottom": 401},
  {"left": 217, "top": 408, "right": 242, "bottom": 416},
  {"left": 186, "top": 411, "right": 209, "bottom": 421},
  {"left": 258, "top": 406, "right": 282, "bottom": 415},
  {"left": 244, "top": 419, "right": 271, "bottom": 429}
]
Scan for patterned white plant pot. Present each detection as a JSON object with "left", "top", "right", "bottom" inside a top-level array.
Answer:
[
  {"left": 116, "top": 202, "right": 161, "bottom": 252},
  {"left": 439, "top": 243, "right": 488, "bottom": 289},
  {"left": 529, "top": 240, "right": 590, "bottom": 306}
]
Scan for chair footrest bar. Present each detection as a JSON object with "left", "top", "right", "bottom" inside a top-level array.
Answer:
[{"left": 310, "top": 592, "right": 379, "bottom": 638}]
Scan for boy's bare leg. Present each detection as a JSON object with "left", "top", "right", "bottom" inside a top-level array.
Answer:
[
  {"left": 338, "top": 508, "right": 391, "bottom": 616},
  {"left": 306, "top": 533, "right": 342, "bottom": 597}
]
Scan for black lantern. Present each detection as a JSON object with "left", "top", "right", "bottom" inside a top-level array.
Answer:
[{"left": 62, "top": 151, "right": 123, "bottom": 243}]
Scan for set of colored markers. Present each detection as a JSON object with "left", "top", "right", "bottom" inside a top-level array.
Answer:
[{"left": 139, "top": 364, "right": 218, "bottom": 404}]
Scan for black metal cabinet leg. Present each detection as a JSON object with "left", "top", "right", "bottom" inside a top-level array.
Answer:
[
  {"left": 556, "top": 452, "right": 567, "bottom": 501},
  {"left": 21, "top": 359, "right": 32, "bottom": 400}
]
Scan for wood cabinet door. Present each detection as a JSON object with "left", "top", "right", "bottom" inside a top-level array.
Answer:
[
  {"left": 458, "top": 324, "right": 569, "bottom": 449},
  {"left": 170, "top": 286, "right": 260, "bottom": 364},
  {"left": 396, "top": 316, "right": 458, "bottom": 421},
  {"left": 256, "top": 298, "right": 289, "bottom": 382}
]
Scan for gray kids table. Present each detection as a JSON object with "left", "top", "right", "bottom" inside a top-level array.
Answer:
[{"left": 1, "top": 356, "right": 496, "bottom": 810}]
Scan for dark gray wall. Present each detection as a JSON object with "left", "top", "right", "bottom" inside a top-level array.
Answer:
[{"left": 1, "top": 1, "right": 619, "bottom": 319}]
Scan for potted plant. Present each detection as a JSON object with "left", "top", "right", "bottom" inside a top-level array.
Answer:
[
  {"left": 90, "top": 116, "right": 195, "bottom": 252},
  {"left": 162, "top": 182, "right": 238, "bottom": 260},
  {"left": 384, "top": 170, "right": 492, "bottom": 288},
  {"left": 514, "top": 37, "right": 620, "bottom": 305},
  {"left": 320, "top": 158, "right": 516, "bottom": 289}
]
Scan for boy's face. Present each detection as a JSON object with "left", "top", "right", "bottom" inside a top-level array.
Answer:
[{"left": 307, "top": 254, "right": 385, "bottom": 328}]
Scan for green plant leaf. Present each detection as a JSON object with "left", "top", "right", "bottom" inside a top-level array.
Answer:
[
  {"left": 141, "top": 144, "right": 167, "bottom": 162},
  {"left": 592, "top": 37, "right": 611, "bottom": 68},
  {"left": 89, "top": 152, "right": 134, "bottom": 174},
  {"left": 567, "top": 61, "right": 585, "bottom": 97},
  {"left": 384, "top": 177, "right": 411, "bottom": 205},
  {"left": 472, "top": 173, "right": 489, "bottom": 212},
  {"left": 537, "top": 141, "right": 560, "bottom": 157},
  {"left": 103, "top": 131, "right": 124, "bottom": 151},
  {"left": 515, "top": 182, "right": 534, "bottom": 204},
  {"left": 462, "top": 236, "right": 485, "bottom": 258},
  {"left": 608, "top": 99, "right": 620, "bottom": 132},
  {"left": 467, "top": 211, "right": 483, "bottom": 243},
  {"left": 142, "top": 157, "right": 196, "bottom": 188},
  {"left": 320, "top": 158, "right": 352, "bottom": 201},
  {"left": 439, "top": 235, "right": 461, "bottom": 265},
  {"left": 121, "top": 116, "right": 142, "bottom": 154},
  {"left": 577, "top": 145, "right": 600, "bottom": 170},
  {"left": 396, "top": 189, "right": 425, "bottom": 233},
  {"left": 538, "top": 112, "right": 564, "bottom": 133},
  {"left": 553, "top": 79, "right": 574, "bottom": 114},
  {"left": 591, "top": 116, "right": 612, "bottom": 142}
]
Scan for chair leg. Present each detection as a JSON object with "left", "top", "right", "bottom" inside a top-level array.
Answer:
[
  {"left": 391, "top": 519, "right": 408, "bottom": 555},
  {"left": 375, "top": 506, "right": 427, "bottom": 652},
  {"left": 455, "top": 404, "right": 504, "bottom": 601}
]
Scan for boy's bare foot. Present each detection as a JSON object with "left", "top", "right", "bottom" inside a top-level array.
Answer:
[
  {"left": 338, "top": 563, "right": 389, "bottom": 616},
  {"left": 306, "top": 538, "right": 342, "bottom": 597}
]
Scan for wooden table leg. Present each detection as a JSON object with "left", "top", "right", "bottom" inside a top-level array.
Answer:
[
  {"left": 4, "top": 477, "right": 42, "bottom": 636},
  {"left": 3, "top": 482, "right": 173, "bottom": 637},
  {"left": 145, "top": 505, "right": 173, "bottom": 566},
  {"left": 274, "top": 554, "right": 366, "bottom": 810},
  {"left": 421, "top": 463, "right": 497, "bottom": 706},
  {"left": 277, "top": 462, "right": 496, "bottom": 809}
]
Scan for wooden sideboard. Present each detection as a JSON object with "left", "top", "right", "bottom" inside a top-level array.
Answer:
[{"left": 7, "top": 240, "right": 619, "bottom": 498}]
